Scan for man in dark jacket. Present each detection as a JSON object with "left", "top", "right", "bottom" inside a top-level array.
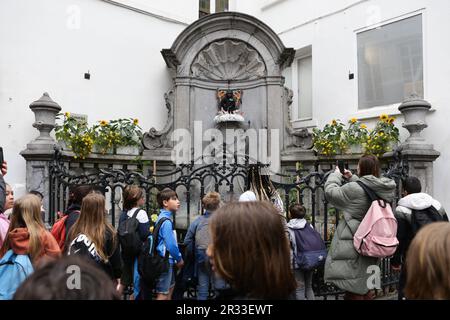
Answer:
[{"left": 392, "top": 176, "right": 448, "bottom": 300}]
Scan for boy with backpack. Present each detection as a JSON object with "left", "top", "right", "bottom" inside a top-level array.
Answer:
[
  {"left": 183, "top": 192, "right": 228, "bottom": 300},
  {"left": 287, "top": 203, "right": 327, "bottom": 300},
  {"left": 392, "top": 176, "right": 448, "bottom": 300},
  {"left": 149, "top": 188, "right": 184, "bottom": 300}
]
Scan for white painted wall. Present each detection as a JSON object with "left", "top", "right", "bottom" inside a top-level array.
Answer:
[
  {"left": 1, "top": 0, "right": 449, "bottom": 210},
  {"left": 101, "top": 0, "right": 197, "bottom": 23},
  {"left": 0, "top": 0, "right": 187, "bottom": 197}
]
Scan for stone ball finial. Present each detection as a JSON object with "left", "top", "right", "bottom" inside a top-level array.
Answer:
[
  {"left": 28, "top": 92, "right": 62, "bottom": 144},
  {"left": 398, "top": 93, "right": 431, "bottom": 111},
  {"left": 29, "top": 92, "right": 62, "bottom": 111},
  {"left": 398, "top": 94, "right": 432, "bottom": 144}
]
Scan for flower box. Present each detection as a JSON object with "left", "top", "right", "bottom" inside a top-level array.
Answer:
[
  {"left": 93, "top": 145, "right": 113, "bottom": 155},
  {"left": 115, "top": 145, "right": 140, "bottom": 156}
]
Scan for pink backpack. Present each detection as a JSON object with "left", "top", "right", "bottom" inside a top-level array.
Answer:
[{"left": 353, "top": 181, "right": 399, "bottom": 258}]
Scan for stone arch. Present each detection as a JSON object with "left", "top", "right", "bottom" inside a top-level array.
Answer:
[{"left": 162, "top": 12, "right": 294, "bottom": 77}]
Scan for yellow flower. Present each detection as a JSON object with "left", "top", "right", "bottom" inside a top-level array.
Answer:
[
  {"left": 380, "top": 114, "right": 389, "bottom": 121},
  {"left": 331, "top": 120, "right": 337, "bottom": 126},
  {"left": 64, "top": 112, "right": 71, "bottom": 118},
  {"left": 350, "top": 118, "right": 357, "bottom": 124},
  {"left": 133, "top": 118, "right": 139, "bottom": 125},
  {"left": 361, "top": 124, "right": 367, "bottom": 129},
  {"left": 388, "top": 117, "right": 395, "bottom": 124},
  {"left": 100, "top": 120, "right": 108, "bottom": 127}
]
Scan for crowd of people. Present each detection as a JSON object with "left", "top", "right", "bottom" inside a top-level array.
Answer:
[{"left": 0, "top": 154, "right": 449, "bottom": 300}]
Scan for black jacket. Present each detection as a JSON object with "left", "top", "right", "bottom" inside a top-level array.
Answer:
[
  {"left": 393, "top": 193, "right": 448, "bottom": 266},
  {"left": 64, "top": 204, "right": 81, "bottom": 239},
  {"left": 68, "top": 229, "right": 123, "bottom": 280}
]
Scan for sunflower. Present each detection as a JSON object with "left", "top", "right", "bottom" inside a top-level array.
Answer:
[
  {"left": 380, "top": 114, "right": 389, "bottom": 121},
  {"left": 331, "top": 120, "right": 337, "bottom": 126},
  {"left": 100, "top": 120, "right": 108, "bottom": 127},
  {"left": 388, "top": 117, "right": 395, "bottom": 124},
  {"left": 64, "top": 112, "right": 71, "bottom": 118},
  {"left": 350, "top": 118, "right": 357, "bottom": 124},
  {"left": 133, "top": 118, "right": 139, "bottom": 125},
  {"left": 361, "top": 124, "right": 367, "bottom": 129}
]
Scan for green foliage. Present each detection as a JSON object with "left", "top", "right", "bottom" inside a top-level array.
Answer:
[
  {"left": 363, "top": 115, "right": 400, "bottom": 156},
  {"left": 55, "top": 113, "right": 143, "bottom": 159},
  {"left": 312, "top": 119, "right": 347, "bottom": 156},
  {"left": 313, "top": 115, "right": 400, "bottom": 157},
  {"left": 55, "top": 112, "right": 94, "bottom": 159}
]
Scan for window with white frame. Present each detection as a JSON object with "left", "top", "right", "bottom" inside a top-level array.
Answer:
[
  {"left": 199, "top": 0, "right": 229, "bottom": 18},
  {"left": 357, "top": 14, "right": 423, "bottom": 109},
  {"left": 285, "top": 47, "right": 313, "bottom": 121}
]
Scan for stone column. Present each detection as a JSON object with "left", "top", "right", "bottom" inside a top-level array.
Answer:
[
  {"left": 266, "top": 76, "right": 285, "bottom": 173},
  {"left": 20, "top": 93, "right": 61, "bottom": 214},
  {"left": 398, "top": 95, "right": 440, "bottom": 195}
]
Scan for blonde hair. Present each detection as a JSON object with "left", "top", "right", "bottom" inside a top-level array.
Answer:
[
  {"left": 67, "top": 192, "right": 116, "bottom": 262},
  {"left": 405, "top": 222, "right": 450, "bottom": 299},
  {"left": 0, "top": 194, "right": 45, "bottom": 263},
  {"left": 202, "top": 192, "right": 221, "bottom": 212}
]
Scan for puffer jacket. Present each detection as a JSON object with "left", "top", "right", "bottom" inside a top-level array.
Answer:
[
  {"left": 395, "top": 193, "right": 447, "bottom": 223},
  {"left": 392, "top": 193, "right": 448, "bottom": 265},
  {"left": 324, "top": 172, "right": 396, "bottom": 295}
]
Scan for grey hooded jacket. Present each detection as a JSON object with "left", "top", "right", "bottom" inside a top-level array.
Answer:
[{"left": 323, "top": 172, "right": 396, "bottom": 295}]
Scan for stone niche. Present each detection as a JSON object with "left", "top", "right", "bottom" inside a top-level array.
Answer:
[
  {"left": 141, "top": 12, "right": 301, "bottom": 228},
  {"left": 143, "top": 12, "right": 298, "bottom": 165}
]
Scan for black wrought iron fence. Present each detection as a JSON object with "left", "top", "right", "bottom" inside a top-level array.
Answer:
[{"left": 48, "top": 146, "right": 408, "bottom": 299}]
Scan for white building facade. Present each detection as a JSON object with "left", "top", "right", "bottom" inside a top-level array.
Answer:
[{"left": 1, "top": 0, "right": 449, "bottom": 208}]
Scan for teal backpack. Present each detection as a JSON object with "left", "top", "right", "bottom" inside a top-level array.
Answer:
[{"left": 0, "top": 249, "right": 34, "bottom": 300}]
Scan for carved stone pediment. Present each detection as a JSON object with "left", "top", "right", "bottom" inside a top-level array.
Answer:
[
  {"left": 284, "top": 87, "right": 313, "bottom": 150},
  {"left": 191, "top": 40, "right": 266, "bottom": 81}
]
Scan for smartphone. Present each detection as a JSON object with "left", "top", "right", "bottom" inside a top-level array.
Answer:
[
  {"left": 0, "top": 147, "right": 4, "bottom": 167},
  {"left": 337, "top": 160, "right": 345, "bottom": 175}
]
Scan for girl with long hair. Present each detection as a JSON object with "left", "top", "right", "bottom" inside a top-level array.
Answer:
[
  {"left": 66, "top": 192, "right": 122, "bottom": 290},
  {"left": 0, "top": 194, "right": 61, "bottom": 265}
]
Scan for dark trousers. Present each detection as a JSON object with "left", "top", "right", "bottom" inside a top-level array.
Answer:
[{"left": 398, "top": 264, "right": 407, "bottom": 300}]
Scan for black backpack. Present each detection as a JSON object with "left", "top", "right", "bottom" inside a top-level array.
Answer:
[
  {"left": 138, "top": 217, "right": 171, "bottom": 288},
  {"left": 118, "top": 209, "right": 143, "bottom": 258},
  {"left": 411, "top": 206, "right": 446, "bottom": 235}
]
